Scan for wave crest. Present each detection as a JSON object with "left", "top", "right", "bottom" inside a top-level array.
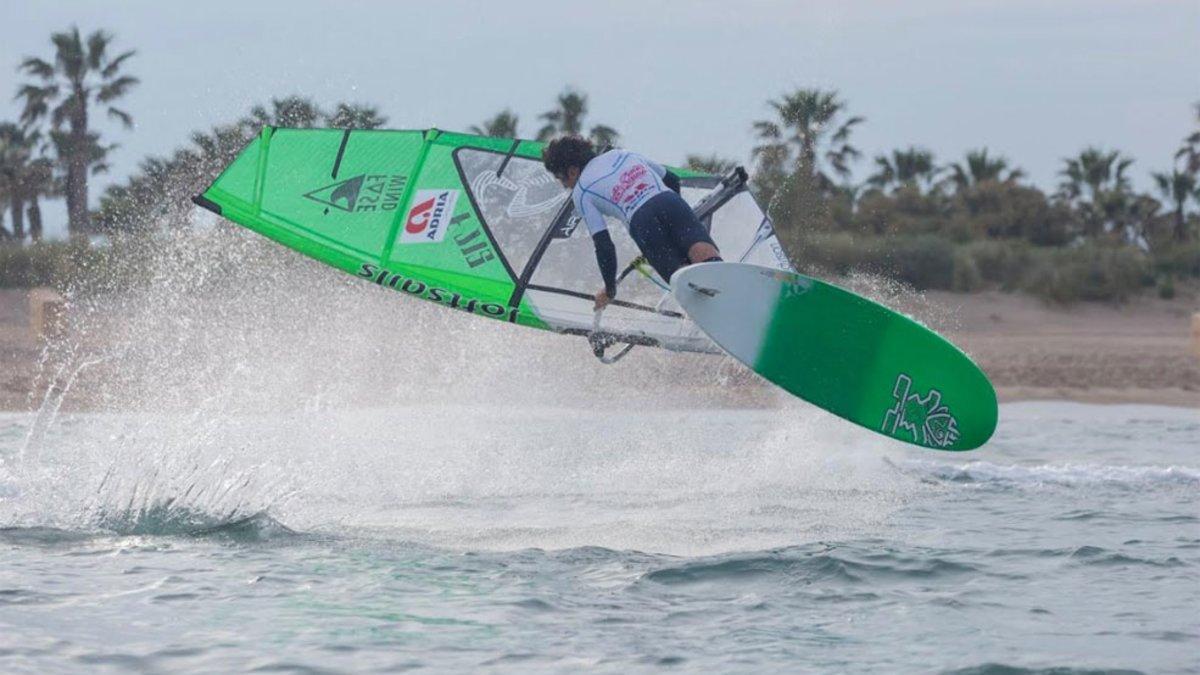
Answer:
[{"left": 896, "top": 459, "right": 1200, "bottom": 489}]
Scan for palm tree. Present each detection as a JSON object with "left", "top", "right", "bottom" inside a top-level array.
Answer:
[
  {"left": 946, "top": 148, "right": 1023, "bottom": 193},
  {"left": 536, "top": 89, "right": 586, "bottom": 139},
  {"left": 1153, "top": 169, "right": 1197, "bottom": 241},
  {"left": 17, "top": 26, "right": 137, "bottom": 237},
  {"left": 685, "top": 154, "right": 738, "bottom": 175},
  {"left": 470, "top": 109, "right": 519, "bottom": 138},
  {"left": 0, "top": 123, "right": 56, "bottom": 243},
  {"left": 1058, "top": 147, "right": 1135, "bottom": 238},
  {"left": 535, "top": 88, "right": 620, "bottom": 147},
  {"left": 0, "top": 124, "right": 34, "bottom": 241},
  {"left": 1058, "top": 147, "right": 1133, "bottom": 204},
  {"left": 748, "top": 135, "right": 790, "bottom": 203},
  {"left": 867, "top": 147, "right": 941, "bottom": 192},
  {"left": 0, "top": 176, "right": 9, "bottom": 240},
  {"left": 751, "top": 88, "right": 864, "bottom": 191},
  {"left": 325, "top": 103, "right": 387, "bottom": 130},
  {"left": 21, "top": 156, "right": 56, "bottom": 243},
  {"left": 588, "top": 123, "right": 620, "bottom": 150},
  {"left": 1176, "top": 101, "right": 1199, "bottom": 176},
  {"left": 0, "top": 125, "right": 57, "bottom": 243}
]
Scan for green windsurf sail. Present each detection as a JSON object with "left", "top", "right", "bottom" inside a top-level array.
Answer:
[{"left": 193, "top": 127, "right": 792, "bottom": 354}]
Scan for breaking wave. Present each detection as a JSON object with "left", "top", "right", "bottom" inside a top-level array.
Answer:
[
  {"left": 639, "top": 544, "right": 981, "bottom": 587},
  {"left": 0, "top": 511, "right": 293, "bottom": 545},
  {"left": 892, "top": 458, "right": 1200, "bottom": 490}
]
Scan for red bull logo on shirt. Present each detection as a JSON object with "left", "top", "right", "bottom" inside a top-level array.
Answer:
[{"left": 611, "top": 164, "right": 651, "bottom": 208}]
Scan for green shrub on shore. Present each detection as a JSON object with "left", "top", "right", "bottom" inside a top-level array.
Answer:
[
  {"left": 0, "top": 239, "right": 146, "bottom": 292},
  {"left": 792, "top": 234, "right": 1156, "bottom": 302},
  {"left": 1021, "top": 244, "right": 1152, "bottom": 303},
  {"left": 1157, "top": 274, "right": 1177, "bottom": 299},
  {"left": 791, "top": 232, "right": 861, "bottom": 275},
  {"left": 961, "top": 240, "right": 1033, "bottom": 291},
  {"left": 879, "top": 234, "right": 957, "bottom": 290},
  {"left": 0, "top": 229, "right": 1182, "bottom": 305},
  {"left": 1152, "top": 241, "right": 1200, "bottom": 277},
  {"left": 951, "top": 248, "right": 983, "bottom": 292},
  {"left": 0, "top": 241, "right": 77, "bottom": 288}
]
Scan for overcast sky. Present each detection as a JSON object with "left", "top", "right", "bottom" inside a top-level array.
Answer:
[{"left": 1, "top": 0, "right": 1196, "bottom": 239}]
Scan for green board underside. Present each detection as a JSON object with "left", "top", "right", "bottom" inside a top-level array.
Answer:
[{"left": 755, "top": 276, "right": 996, "bottom": 450}]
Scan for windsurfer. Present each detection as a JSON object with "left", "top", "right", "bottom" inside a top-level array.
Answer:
[{"left": 542, "top": 136, "right": 722, "bottom": 310}]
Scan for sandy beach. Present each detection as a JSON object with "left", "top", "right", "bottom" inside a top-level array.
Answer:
[
  {"left": 924, "top": 289, "right": 1200, "bottom": 407},
  {"left": 1, "top": 285, "right": 1198, "bottom": 411}
]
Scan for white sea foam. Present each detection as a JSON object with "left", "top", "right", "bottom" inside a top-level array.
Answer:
[{"left": 896, "top": 458, "right": 1200, "bottom": 488}]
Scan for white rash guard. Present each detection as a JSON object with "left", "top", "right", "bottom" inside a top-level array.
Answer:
[{"left": 571, "top": 149, "right": 669, "bottom": 236}]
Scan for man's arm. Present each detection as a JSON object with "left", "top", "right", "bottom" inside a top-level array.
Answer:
[
  {"left": 577, "top": 193, "right": 618, "bottom": 301},
  {"left": 592, "top": 230, "right": 618, "bottom": 299},
  {"left": 662, "top": 170, "right": 681, "bottom": 194}
]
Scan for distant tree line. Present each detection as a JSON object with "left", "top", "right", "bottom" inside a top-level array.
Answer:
[
  {"left": 2, "top": 26, "right": 1198, "bottom": 302},
  {"left": 469, "top": 87, "right": 619, "bottom": 148},
  {"left": 94, "top": 97, "right": 389, "bottom": 233},
  {"left": 734, "top": 89, "right": 1199, "bottom": 300}
]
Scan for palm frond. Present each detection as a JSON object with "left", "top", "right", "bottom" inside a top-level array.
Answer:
[
  {"left": 51, "top": 28, "right": 85, "bottom": 82},
  {"left": 16, "top": 84, "right": 57, "bottom": 124},
  {"left": 752, "top": 120, "right": 781, "bottom": 139},
  {"left": 50, "top": 101, "right": 71, "bottom": 128},
  {"left": 97, "top": 75, "right": 139, "bottom": 103},
  {"left": 831, "top": 116, "right": 865, "bottom": 143},
  {"left": 107, "top": 107, "right": 134, "bottom": 129},
  {"left": 18, "top": 57, "right": 55, "bottom": 80},
  {"left": 101, "top": 49, "right": 136, "bottom": 78},
  {"left": 86, "top": 29, "right": 114, "bottom": 70}
]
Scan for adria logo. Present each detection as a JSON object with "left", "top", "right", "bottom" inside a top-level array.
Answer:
[
  {"left": 406, "top": 197, "right": 436, "bottom": 233},
  {"left": 400, "top": 189, "right": 460, "bottom": 244}
]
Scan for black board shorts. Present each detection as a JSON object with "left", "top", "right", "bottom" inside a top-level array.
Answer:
[{"left": 628, "top": 191, "right": 717, "bottom": 282}]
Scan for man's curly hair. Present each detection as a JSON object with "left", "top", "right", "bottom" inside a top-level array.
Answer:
[{"left": 542, "top": 135, "right": 597, "bottom": 177}]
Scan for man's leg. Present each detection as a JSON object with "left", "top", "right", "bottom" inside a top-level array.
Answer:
[
  {"left": 687, "top": 241, "right": 721, "bottom": 264},
  {"left": 630, "top": 192, "right": 723, "bottom": 283},
  {"left": 629, "top": 202, "right": 690, "bottom": 282},
  {"left": 650, "top": 192, "right": 722, "bottom": 264}
]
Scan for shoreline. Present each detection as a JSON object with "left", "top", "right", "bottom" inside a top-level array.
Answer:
[
  {"left": 2, "top": 287, "right": 1197, "bottom": 413},
  {"left": 996, "top": 386, "right": 1198, "bottom": 409}
]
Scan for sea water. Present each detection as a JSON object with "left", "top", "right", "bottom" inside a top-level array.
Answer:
[
  {"left": 1, "top": 230, "right": 1196, "bottom": 672},
  {"left": 0, "top": 401, "right": 1196, "bottom": 673}
]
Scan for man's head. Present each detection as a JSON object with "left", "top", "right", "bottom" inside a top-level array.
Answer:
[{"left": 542, "top": 135, "right": 596, "bottom": 189}]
